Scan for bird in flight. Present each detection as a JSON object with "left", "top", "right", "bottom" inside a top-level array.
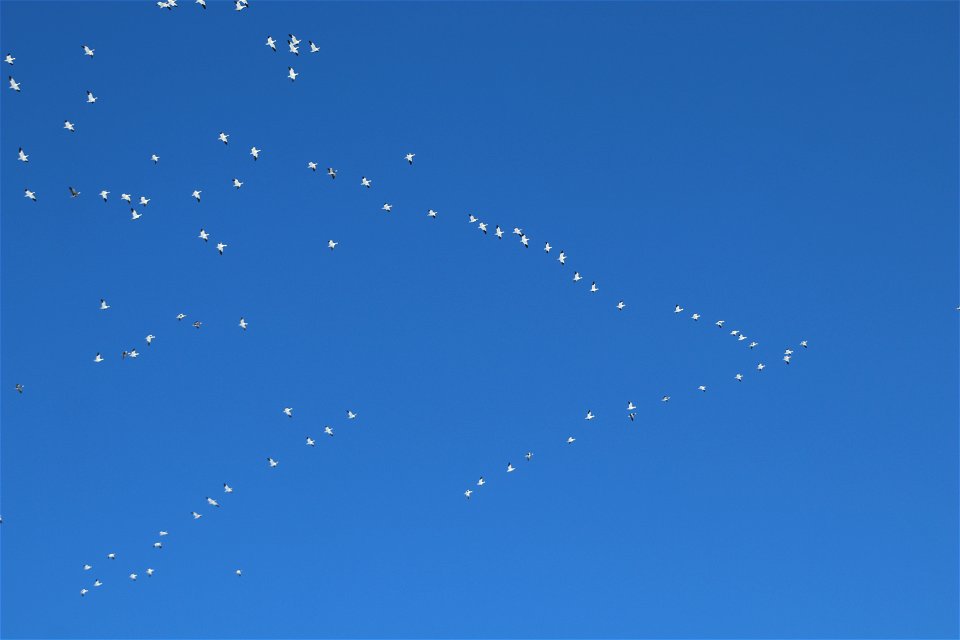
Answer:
[
  {"left": 94, "top": 353, "right": 104, "bottom": 363},
  {"left": 616, "top": 301, "right": 626, "bottom": 311},
  {"left": 192, "top": 511, "right": 202, "bottom": 520},
  {"left": 224, "top": 484, "right": 233, "bottom": 493},
  {"left": 405, "top": 153, "right": 415, "bottom": 164},
  {"left": 86, "top": 90, "right": 98, "bottom": 104},
  {"left": 735, "top": 373, "right": 744, "bottom": 381},
  {"left": 382, "top": 203, "right": 393, "bottom": 212},
  {"left": 567, "top": 436, "right": 576, "bottom": 444},
  {"left": 216, "top": 242, "right": 227, "bottom": 255},
  {"left": 757, "top": 363, "right": 765, "bottom": 371},
  {"left": 64, "top": 121, "right": 75, "bottom": 131},
  {"left": 347, "top": 410, "right": 357, "bottom": 419},
  {"left": 267, "top": 457, "right": 279, "bottom": 468},
  {"left": 306, "top": 437, "right": 316, "bottom": 446},
  {"left": 464, "top": 489, "right": 472, "bottom": 499},
  {"left": 69, "top": 186, "right": 80, "bottom": 198},
  {"left": 121, "top": 193, "right": 132, "bottom": 203},
  {"left": 691, "top": 313, "right": 700, "bottom": 321},
  {"left": 82, "top": 44, "right": 95, "bottom": 58},
  {"left": 477, "top": 477, "right": 485, "bottom": 486},
  {"left": 192, "top": 190, "right": 202, "bottom": 202},
  {"left": 24, "top": 189, "right": 36, "bottom": 201},
  {"left": 145, "top": 334, "right": 155, "bottom": 346},
  {"left": 361, "top": 177, "right": 372, "bottom": 188},
  {"left": 218, "top": 132, "right": 229, "bottom": 144},
  {"left": 99, "top": 298, "right": 110, "bottom": 310},
  {"left": 716, "top": 320, "right": 725, "bottom": 328},
  {"left": 266, "top": 37, "right": 277, "bottom": 51},
  {"left": 232, "top": 178, "right": 243, "bottom": 189},
  {"left": 288, "top": 67, "right": 298, "bottom": 81},
  {"left": 427, "top": 209, "right": 438, "bottom": 219},
  {"left": 324, "top": 426, "right": 334, "bottom": 436},
  {"left": 327, "top": 167, "right": 337, "bottom": 179},
  {"left": 99, "top": 190, "right": 108, "bottom": 201},
  {"left": 130, "top": 209, "right": 141, "bottom": 220},
  {"left": 309, "top": 41, "right": 320, "bottom": 53},
  {"left": 4, "top": 54, "right": 14, "bottom": 65},
  {"left": 307, "top": 161, "right": 317, "bottom": 171},
  {"left": 589, "top": 282, "right": 599, "bottom": 293},
  {"left": 698, "top": 385, "right": 707, "bottom": 392},
  {"left": 15, "top": 384, "right": 23, "bottom": 394},
  {"left": 238, "top": 317, "right": 248, "bottom": 330},
  {"left": 17, "top": 147, "right": 28, "bottom": 162},
  {"left": 585, "top": 410, "right": 595, "bottom": 420},
  {"left": 506, "top": 463, "right": 515, "bottom": 473},
  {"left": 525, "top": 452, "right": 533, "bottom": 461},
  {"left": 328, "top": 240, "right": 338, "bottom": 250},
  {"left": 674, "top": 305, "right": 683, "bottom": 314},
  {"left": 558, "top": 251, "right": 566, "bottom": 264},
  {"left": 282, "top": 407, "right": 293, "bottom": 417},
  {"left": 198, "top": 229, "right": 209, "bottom": 242},
  {"left": 573, "top": 272, "right": 582, "bottom": 282},
  {"left": 206, "top": 497, "right": 220, "bottom": 508},
  {"left": 250, "top": 146, "right": 260, "bottom": 160}
]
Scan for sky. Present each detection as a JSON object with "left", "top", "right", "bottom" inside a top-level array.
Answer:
[{"left": 1, "top": 1, "right": 958, "bottom": 638}]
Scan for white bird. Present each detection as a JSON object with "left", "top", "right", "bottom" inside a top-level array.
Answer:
[
  {"left": 176, "top": 313, "right": 186, "bottom": 321},
  {"left": 757, "top": 363, "right": 766, "bottom": 371},
  {"left": 307, "top": 161, "right": 317, "bottom": 171},
  {"left": 239, "top": 317, "right": 247, "bottom": 330},
  {"left": 83, "top": 45, "right": 95, "bottom": 58},
  {"left": 24, "top": 189, "right": 36, "bottom": 201},
  {"left": 628, "top": 413, "right": 636, "bottom": 421},
  {"left": 150, "top": 154, "right": 160, "bottom": 165},
  {"left": 558, "top": 251, "right": 566, "bottom": 264},
  {"left": 196, "top": 0, "right": 206, "bottom": 8},
  {"left": 94, "top": 353, "right": 104, "bottom": 363},
  {"left": 232, "top": 178, "right": 242, "bottom": 189},
  {"left": 309, "top": 41, "right": 320, "bottom": 53},
  {"left": 520, "top": 235, "right": 529, "bottom": 247},
  {"left": 206, "top": 497, "right": 220, "bottom": 508},
  {"left": 235, "top": 569, "right": 243, "bottom": 577},
  {"left": 193, "top": 321, "right": 202, "bottom": 329},
  {"left": 361, "top": 176, "right": 371, "bottom": 188},
  {"left": 139, "top": 196, "right": 150, "bottom": 206},
  {"left": 730, "top": 330, "right": 740, "bottom": 336},
  {"left": 250, "top": 146, "right": 260, "bottom": 160},
  {"left": 800, "top": 340, "right": 808, "bottom": 348},
  {"left": 288, "top": 39, "right": 300, "bottom": 54},
  {"left": 146, "top": 568, "right": 155, "bottom": 576},
  {"left": 674, "top": 305, "right": 683, "bottom": 314},
  {"left": 506, "top": 463, "right": 515, "bottom": 473},
  {"left": 4, "top": 54, "right": 14, "bottom": 65},
  {"left": 567, "top": 436, "right": 576, "bottom": 444},
  {"left": 306, "top": 437, "right": 315, "bottom": 446},
  {"left": 616, "top": 300, "right": 626, "bottom": 311},
  {"left": 347, "top": 410, "right": 357, "bottom": 419},
  {"left": 478, "top": 222, "right": 487, "bottom": 234},
  {"left": 198, "top": 229, "right": 209, "bottom": 242},
  {"left": 716, "top": 320, "right": 725, "bottom": 328},
  {"left": 86, "top": 90, "right": 97, "bottom": 103},
  {"left": 145, "top": 334, "right": 155, "bottom": 346},
  {"left": 287, "top": 67, "right": 298, "bottom": 81},
  {"left": 153, "top": 542, "right": 162, "bottom": 549},
  {"left": 627, "top": 401, "right": 636, "bottom": 410},
  {"left": 99, "top": 190, "right": 109, "bottom": 201},
  {"left": 698, "top": 385, "right": 707, "bottom": 392},
  {"left": 93, "top": 580, "right": 102, "bottom": 587},
  {"left": 405, "top": 153, "right": 415, "bottom": 164},
  {"left": 80, "top": 589, "right": 89, "bottom": 597},
  {"left": 129, "top": 573, "right": 137, "bottom": 581},
  {"left": 464, "top": 489, "right": 472, "bottom": 499},
  {"left": 738, "top": 334, "right": 747, "bottom": 342},
  {"left": 192, "top": 511, "right": 202, "bottom": 519},
  {"left": 327, "top": 167, "right": 337, "bottom": 179},
  {"left": 192, "top": 190, "right": 202, "bottom": 202},
  {"left": 69, "top": 186, "right": 81, "bottom": 198},
  {"left": 84, "top": 564, "right": 92, "bottom": 570},
  {"left": 382, "top": 203, "right": 393, "bottom": 212},
  {"left": 589, "top": 282, "right": 599, "bottom": 293},
  {"left": 784, "top": 355, "right": 792, "bottom": 364},
  {"left": 267, "top": 457, "right": 279, "bottom": 467},
  {"left": 235, "top": 1, "right": 248, "bottom": 13},
  {"left": 512, "top": 227, "right": 523, "bottom": 236},
  {"left": 319, "top": 425, "right": 333, "bottom": 437},
  {"left": 468, "top": 215, "right": 478, "bottom": 224},
  {"left": 121, "top": 193, "right": 131, "bottom": 203},
  {"left": 64, "top": 120, "right": 75, "bottom": 131},
  {"left": 544, "top": 242, "right": 552, "bottom": 253},
  {"left": 159, "top": 530, "right": 168, "bottom": 536},
  {"left": 130, "top": 209, "right": 141, "bottom": 221},
  {"left": 99, "top": 298, "right": 110, "bottom": 310},
  {"left": 735, "top": 373, "right": 744, "bottom": 381},
  {"left": 585, "top": 410, "right": 594, "bottom": 420},
  {"left": 17, "top": 147, "right": 28, "bottom": 162},
  {"left": 573, "top": 271, "right": 582, "bottom": 282},
  {"left": 216, "top": 242, "right": 227, "bottom": 255},
  {"left": 282, "top": 407, "right": 293, "bottom": 417},
  {"left": 749, "top": 341, "right": 758, "bottom": 349},
  {"left": 494, "top": 225, "right": 503, "bottom": 238},
  {"left": 107, "top": 553, "right": 116, "bottom": 560},
  {"left": 525, "top": 452, "right": 533, "bottom": 461},
  {"left": 223, "top": 484, "right": 233, "bottom": 493},
  {"left": 661, "top": 395, "right": 670, "bottom": 402},
  {"left": 477, "top": 477, "right": 485, "bottom": 486},
  {"left": 128, "top": 349, "right": 139, "bottom": 359},
  {"left": 328, "top": 240, "right": 337, "bottom": 250},
  {"left": 266, "top": 37, "right": 277, "bottom": 51},
  {"left": 8, "top": 76, "right": 20, "bottom": 92},
  {"left": 427, "top": 209, "right": 438, "bottom": 219},
  {"left": 218, "top": 132, "right": 229, "bottom": 145},
  {"left": 784, "top": 349, "right": 794, "bottom": 355},
  {"left": 691, "top": 313, "right": 700, "bottom": 321}
]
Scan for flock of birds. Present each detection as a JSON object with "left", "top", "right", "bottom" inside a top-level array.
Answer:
[{"left": 4, "top": 0, "right": 813, "bottom": 600}]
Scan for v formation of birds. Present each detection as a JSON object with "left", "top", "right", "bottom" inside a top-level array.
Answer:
[{"left": 5, "top": 0, "right": 814, "bottom": 599}]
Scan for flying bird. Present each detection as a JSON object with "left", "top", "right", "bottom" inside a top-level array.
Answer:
[
  {"left": 69, "top": 186, "right": 80, "bottom": 198},
  {"left": 674, "top": 305, "right": 683, "bottom": 314},
  {"left": 130, "top": 209, "right": 141, "bottom": 220},
  {"left": 405, "top": 153, "right": 415, "bottom": 164},
  {"left": 121, "top": 193, "right": 131, "bottom": 203},
  {"left": 464, "top": 489, "right": 472, "bottom": 499},
  {"left": 266, "top": 37, "right": 277, "bottom": 51},
  {"left": 218, "top": 132, "right": 229, "bottom": 144},
  {"left": 573, "top": 272, "right": 582, "bottom": 282},
  {"left": 64, "top": 121, "right": 75, "bottom": 131},
  {"left": 82, "top": 45, "right": 95, "bottom": 58},
  {"left": 477, "top": 477, "right": 485, "bottom": 486},
  {"left": 139, "top": 196, "right": 150, "bottom": 206},
  {"left": 86, "top": 91, "right": 97, "bottom": 103},
  {"left": 347, "top": 410, "right": 357, "bottom": 419},
  {"left": 4, "top": 54, "right": 14, "bottom": 65},
  {"left": 309, "top": 41, "right": 320, "bottom": 53},
  {"left": 216, "top": 242, "right": 227, "bottom": 255},
  {"left": 558, "top": 251, "right": 566, "bottom": 264},
  {"left": 757, "top": 363, "right": 766, "bottom": 371},
  {"left": 206, "top": 497, "right": 220, "bottom": 508},
  {"left": 192, "top": 511, "right": 202, "bottom": 520},
  {"left": 232, "top": 178, "right": 242, "bottom": 189},
  {"left": 17, "top": 147, "right": 28, "bottom": 162},
  {"left": 382, "top": 203, "right": 393, "bottom": 212},
  {"left": 224, "top": 484, "right": 233, "bottom": 493},
  {"left": 506, "top": 463, "right": 515, "bottom": 473},
  {"left": 327, "top": 167, "right": 337, "bottom": 179},
  {"left": 99, "top": 190, "right": 108, "bottom": 201},
  {"left": 324, "top": 426, "right": 334, "bottom": 436},
  {"left": 691, "top": 313, "right": 700, "bottom": 321},
  {"left": 735, "top": 373, "right": 744, "bottom": 381},
  {"left": 145, "top": 334, "right": 155, "bottom": 346},
  {"left": 616, "top": 301, "right": 625, "bottom": 311},
  {"left": 585, "top": 410, "right": 594, "bottom": 420},
  {"left": 427, "top": 209, "right": 438, "bottom": 219},
  {"left": 192, "top": 190, "right": 201, "bottom": 202},
  {"left": 327, "top": 240, "right": 337, "bottom": 250},
  {"left": 94, "top": 353, "right": 104, "bottom": 363},
  {"left": 198, "top": 229, "right": 209, "bottom": 242},
  {"left": 307, "top": 161, "right": 317, "bottom": 171},
  {"left": 306, "top": 437, "right": 315, "bottom": 446},
  {"left": 287, "top": 67, "right": 298, "bottom": 81},
  {"left": 99, "top": 298, "right": 110, "bottom": 310},
  {"left": 238, "top": 317, "right": 247, "bottom": 330},
  {"left": 282, "top": 407, "right": 293, "bottom": 417},
  {"left": 361, "top": 177, "right": 371, "bottom": 188},
  {"left": 250, "top": 146, "right": 260, "bottom": 160},
  {"left": 8, "top": 76, "right": 20, "bottom": 92},
  {"left": 525, "top": 452, "right": 533, "bottom": 461},
  {"left": 567, "top": 436, "right": 576, "bottom": 444},
  {"left": 24, "top": 189, "right": 36, "bottom": 201},
  {"left": 15, "top": 384, "right": 23, "bottom": 394},
  {"left": 589, "top": 282, "right": 599, "bottom": 293}
]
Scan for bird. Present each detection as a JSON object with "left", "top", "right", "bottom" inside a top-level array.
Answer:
[
  {"left": 282, "top": 407, "right": 293, "bottom": 417},
  {"left": 661, "top": 395, "right": 670, "bottom": 402},
  {"left": 558, "top": 251, "right": 566, "bottom": 264},
  {"left": 288, "top": 41, "right": 299, "bottom": 55},
  {"left": 573, "top": 272, "right": 582, "bottom": 282},
  {"left": 15, "top": 384, "right": 23, "bottom": 394},
  {"left": 196, "top": 0, "right": 206, "bottom": 7},
  {"left": 698, "top": 385, "right": 706, "bottom": 392},
  {"left": 121, "top": 193, "right": 131, "bottom": 203},
  {"left": 327, "top": 167, "right": 337, "bottom": 179},
  {"left": 757, "top": 363, "right": 766, "bottom": 371},
  {"left": 8, "top": 76, "right": 20, "bottom": 92},
  {"left": 176, "top": 313, "right": 186, "bottom": 321},
  {"left": 192, "top": 511, "right": 202, "bottom": 520},
  {"left": 735, "top": 373, "right": 744, "bottom": 381},
  {"left": 783, "top": 355, "right": 792, "bottom": 364},
  {"left": 266, "top": 37, "right": 277, "bottom": 51},
  {"left": 107, "top": 553, "right": 116, "bottom": 560},
  {"left": 288, "top": 67, "right": 298, "bottom": 81},
  {"left": 738, "top": 334, "right": 747, "bottom": 342},
  {"left": 235, "top": 0, "right": 247, "bottom": 10},
  {"left": 327, "top": 240, "right": 337, "bottom": 250},
  {"left": 674, "top": 305, "right": 683, "bottom": 314},
  {"left": 223, "top": 484, "right": 233, "bottom": 493},
  {"left": 405, "top": 153, "right": 415, "bottom": 164},
  {"left": 589, "top": 282, "right": 599, "bottom": 293},
  {"left": 544, "top": 242, "right": 552, "bottom": 253},
  {"left": 567, "top": 436, "right": 576, "bottom": 444},
  {"left": 192, "top": 321, "right": 202, "bottom": 329},
  {"left": 525, "top": 452, "right": 533, "bottom": 461},
  {"left": 151, "top": 154, "right": 159, "bottom": 164},
  {"left": 506, "top": 463, "right": 515, "bottom": 473},
  {"left": 520, "top": 235, "right": 530, "bottom": 247},
  {"left": 784, "top": 349, "right": 794, "bottom": 356},
  {"left": 128, "top": 349, "right": 139, "bottom": 359},
  {"left": 239, "top": 317, "right": 247, "bottom": 330},
  {"left": 250, "top": 146, "right": 260, "bottom": 160},
  {"left": 146, "top": 568, "right": 155, "bottom": 577},
  {"left": 512, "top": 227, "right": 523, "bottom": 236},
  {"left": 616, "top": 301, "right": 626, "bottom": 311},
  {"left": 324, "top": 426, "right": 334, "bottom": 436},
  {"left": 347, "top": 410, "right": 357, "bottom": 419},
  {"left": 464, "top": 489, "right": 473, "bottom": 499},
  {"left": 153, "top": 542, "right": 162, "bottom": 549},
  {"left": 427, "top": 209, "right": 438, "bottom": 219},
  {"left": 627, "top": 401, "right": 636, "bottom": 410},
  {"left": 99, "top": 298, "right": 110, "bottom": 310},
  {"left": 306, "top": 437, "right": 315, "bottom": 446},
  {"left": 382, "top": 203, "right": 393, "bottom": 212},
  {"left": 93, "top": 580, "right": 102, "bottom": 587},
  {"left": 268, "top": 457, "right": 279, "bottom": 467},
  {"left": 478, "top": 222, "right": 487, "bottom": 234},
  {"left": 17, "top": 147, "right": 28, "bottom": 162},
  {"left": 468, "top": 214, "right": 478, "bottom": 224},
  {"left": 730, "top": 330, "right": 740, "bottom": 336},
  {"left": 4, "top": 54, "right": 14, "bottom": 65},
  {"left": 86, "top": 91, "right": 97, "bottom": 103},
  {"left": 585, "top": 410, "right": 594, "bottom": 420},
  {"left": 307, "top": 162, "right": 317, "bottom": 171},
  {"left": 198, "top": 229, "right": 209, "bottom": 242},
  {"left": 289, "top": 34, "right": 301, "bottom": 46},
  {"left": 80, "top": 589, "right": 88, "bottom": 597},
  {"left": 206, "top": 497, "right": 220, "bottom": 508},
  {"left": 800, "top": 340, "right": 808, "bottom": 348},
  {"left": 24, "top": 189, "right": 36, "bottom": 201},
  {"left": 628, "top": 412, "right": 636, "bottom": 421},
  {"left": 361, "top": 177, "right": 372, "bottom": 188},
  {"left": 218, "top": 132, "right": 229, "bottom": 144},
  {"left": 69, "top": 186, "right": 80, "bottom": 198},
  {"left": 192, "top": 190, "right": 202, "bottom": 202},
  {"left": 94, "top": 353, "right": 104, "bottom": 363},
  {"left": 492, "top": 225, "right": 502, "bottom": 238},
  {"left": 309, "top": 41, "right": 320, "bottom": 53},
  {"left": 99, "top": 190, "right": 108, "bottom": 201},
  {"left": 477, "top": 477, "right": 485, "bottom": 486},
  {"left": 139, "top": 196, "right": 150, "bottom": 206},
  {"left": 130, "top": 209, "right": 141, "bottom": 221},
  {"left": 716, "top": 320, "right": 725, "bottom": 328},
  {"left": 232, "top": 178, "right": 242, "bottom": 189},
  {"left": 83, "top": 45, "right": 95, "bottom": 57},
  {"left": 749, "top": 341, "right": 758, "bottom": 349},
  {"left": 691, "top": 313, "right": 700, "bottom": 321},
  {"left": 64, "top": 121, "right": 75, "bottom": 131},
  {"left": 235, "top": 569, "right": 243, "bottom": 577},
  {"left": 216, "top": 242, "right": 227, "bottom": 255},
  {"left": 145, "top": 334, "right": 155, "bottom": 346},
  {"left": 159, "top": 531, "right": 168, "bottom": 536}
]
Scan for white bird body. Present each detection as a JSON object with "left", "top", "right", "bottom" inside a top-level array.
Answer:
[
  {"left": 192, "top": 190, "right": 202, "bottom": 202},
  {"left": 216, "top": 242, "right": 227, "bottom": 255},
  {"left": 8, "top": 76, "right": 20, "bottom": 91},
  {"left": 218, "top": 132, "right": 229, "bottom": 144},
  {"left": 83, "top": 45, "right": 95, "bottom": 57},
  {"left": 567, "top": 436, "right": 576, "bottom": 443},
  {"left": 267, "top": 37, "right": 277, "bottom": 50},
  {"left": 589, "top": 282, "right": 598, "bottom": 293},
  {"left": 283, "top": 407, "right": 293, "bottom": 417},
  {"left": 250, "top": 146, "right": 260, "bottom": 160},
  {"left": 324, "top": 426, "right": 334, "bottom": 436},
  {"left": 94, "top": 353, "right": 104, "bottom": 363},
  {"left": 288, "top": 67, "right": 298, "bottom": 81},
  {"left": 17, "top": 147, "right": 28, "bottom": 162},
  {"left": 239, "top": 317, "right": 247, "bottom": 330},
  {"left": 306, "top": 437, "right": 315, "bottom": 446},
  {"left": 86, "top": 91, "right": 98, "bottom": 103},
  {"left": 328, "top": 240, "right": 337, "bottom": 250},
  {"left": 224, "top": 484, "right": 233, "bottom": 493}
]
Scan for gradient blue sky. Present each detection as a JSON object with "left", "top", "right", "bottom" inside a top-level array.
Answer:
[{"left": 1, "top": 1, "right": 958, "bottom": 638}]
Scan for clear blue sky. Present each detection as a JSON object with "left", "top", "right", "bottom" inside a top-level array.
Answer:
[{"left": 1, "top": 1, "right": 957, "bottom": 638}]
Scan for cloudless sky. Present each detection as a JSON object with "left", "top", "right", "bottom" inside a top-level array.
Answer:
[{"left": 1, "top": 1, "right": 958, "bottom": 638}]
